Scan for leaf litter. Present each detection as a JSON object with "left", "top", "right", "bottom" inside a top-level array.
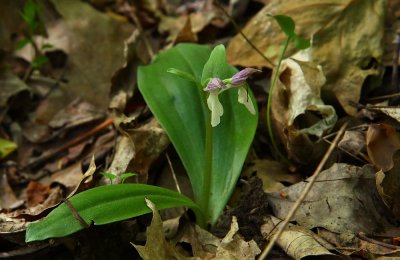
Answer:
[{"left": 1, "top": 0, "right": 400, "bottom": 259}]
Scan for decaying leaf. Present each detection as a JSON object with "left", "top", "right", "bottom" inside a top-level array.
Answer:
[
  {"left": 46, "top": 0, "right": 134, "bottom": 109},
  {"left": 366, "top": 124, "right": 400, "bottom": 172},
  {"left": 319, "top": 228, "right": 400, "bottom": 258},
  {"left": 261, "top": 216, "right": 339, "bottom": 259},
  {"left": 105, "top": 135, "right": 135, "bottom": 184},
  {"left": 0, "top": 70, "right": 30, "bottom": 109},
  {"left": 191, "top": 217, "right": 261, "bottom": 259},
  {"left": 271, "top": 57, "right": 337, "bottom": 163},
  {"left": 126, "top": 118, "right": 170, "bottom": 178},
  {"left": 338, "top": 130, "right": 366, "bottom": 155},
  {"left": 376, "top": 152, "right": 400, "bottom": 221},
  {"left": 227, "top": 0, "right": 386, "bottom": 115},
  {"left": 242, "top": 159, "right": 301, "bottom": 192},
  {"left": 0, "top": 173, "right": 24, "bottom": 210},
  {"left": 267, "top": 163, "right": 400, "bottom": 236},
  {"left": 132, "top": 198, "right": 191, "bottom": 260}
]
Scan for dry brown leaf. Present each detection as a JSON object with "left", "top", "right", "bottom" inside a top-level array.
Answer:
[
  {"left": 127, "top": 118, "right": 170, "bottom": 178},
  {"left": 242, "top": 159, "right": 301, "bottom": 192},
  {"left": 193, "top": 217, "right": 261, "bottom": 260},
  {"left": 338, "top": 130, "right": 366, "bottom": 155},
  {"left": 105, "top": 135, "right": 135, "bottom": 184},
  {"left": 261, "top": 216, "right": 339, "bottom": 259},
  {"left": 376, "top": 152, "right": 400, "bottom": 221},
  {"left": 319, "top": 228, "right": 400, "bottom": 258},
  {"left": 132, "top": 199, "right": 192, "bottom": 260},
  {"left": 271, "top": 57, "right": 337, "bottom": 163},
  {"left": 267, "top": 163, "right": 400, "bottom": 236},
  {"left": 0, "top": 173, "right": 24, "bottom": 210},
  {"left": 366, "top": 124, "right": 400, "bottom": 172},
  {"left": 46, "top": 0, "right": 134, "bottom": 110},
  {"left": 227, "top": 0, "right": 385, "bottom": 115}
]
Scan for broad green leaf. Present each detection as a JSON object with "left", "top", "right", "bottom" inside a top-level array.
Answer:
[
  {"left": 26, "top": 184, "right": 199, "bottom": 242},
  {"left": 138, "top": 44, "right": 257, "bottom": 224},
  {"left": 0, "top": 138, "right": 17, "bottom": 159},
  {"left": 271, "top": 15, "right": 295, "bottom": 38}
]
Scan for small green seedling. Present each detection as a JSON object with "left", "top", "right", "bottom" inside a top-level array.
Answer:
[
  {"left": 25, "top": 44, "right": 257, "bottom": 242},
  {"left": 101, "top": 172, "right": 137, "bottom": 184},
  {"left": 18, "top": 0, "right": 52, "bottom": 70},
  {"left": 100, "top": 172, "right": 117, "bottom": 184},
  {"left": 266, "top": 15, "right": 311, "bottom": 161}
]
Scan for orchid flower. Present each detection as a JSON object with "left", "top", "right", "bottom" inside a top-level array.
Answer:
[
  {"left": 204, "top": 78, "right": 226, "bottom": 127},
  {"left": 203, "top": 68, "right": 260, "bottom": 127}
]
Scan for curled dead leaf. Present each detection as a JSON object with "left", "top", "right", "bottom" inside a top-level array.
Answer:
[{"left": 366, "top": 124, "right": 400, "bottom": 172}]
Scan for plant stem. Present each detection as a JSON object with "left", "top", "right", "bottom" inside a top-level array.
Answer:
[
  {"left": 199, "top": 109, "right": 213, "bottom": 228},
  {"left": 266, "top": 37, "right": 290, "bottom": 162}
]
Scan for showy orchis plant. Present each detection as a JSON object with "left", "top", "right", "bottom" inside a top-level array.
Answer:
[
  {"left": 266, "top": 15, "right": 310, "bottom": 161},
  {"left": 25, "top": 44, "right": 258, "bottom": 242}
]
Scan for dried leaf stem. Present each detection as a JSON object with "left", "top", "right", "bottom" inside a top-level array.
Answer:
[{"left": 258, "top": 123, "right": 348, "bottom": 259}]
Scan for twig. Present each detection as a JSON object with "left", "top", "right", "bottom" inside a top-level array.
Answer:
[
  {"left": 258, "top": 123, "right": 348, "bottom": 259},
  {"left": 64, "top": 198, "right": 89, "bottom": 228},
  {"left": 25, "top": 117, "right": 113, "bottom": 169},
  {"left": 166, "top": 153, "right": 181, "bottom": 194},
  {"left": 357, "top": 232, "right": 400, "bottom": 250},
  {"left": 214, "top": 1, "right": 275, "bottom": 67}
]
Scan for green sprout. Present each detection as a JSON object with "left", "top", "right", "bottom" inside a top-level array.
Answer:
[
  {"left": 18, "top": 0, "right": 53, "bottom": 71},
  {"left": 266, "top": 15, "right": 311, "bottom": 161}
]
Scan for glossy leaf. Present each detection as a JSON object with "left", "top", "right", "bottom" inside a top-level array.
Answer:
[
  {"left": 25, "top": 184, "right": 200, "bottom": 242},
  {"left": 138, "top": 44, "right": 257, "bottom": 224}
]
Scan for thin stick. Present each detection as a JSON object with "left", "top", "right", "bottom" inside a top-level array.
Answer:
[
  {"left": 357, "top": 232, "right": 400, "bottom": 250},
  {"left": 64, "top": 198, "right": 89, "bottom": 228},
  {"left": 166, "top": 153, "right": 181, "bottom": 194},
  {"left": 258, "top": 123, "right": 348, "bottom": 259},
  {"left": 25, "top": 118, "right": 113, "bottom": 169},
  {"left": 214, "top": 1, "right": 275, "bottom": 67}
]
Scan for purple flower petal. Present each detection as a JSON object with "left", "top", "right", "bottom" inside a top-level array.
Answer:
[
  {"left": 204, "top": 78, "right": 226, "bottom": 91},
  {"left": 230, "top": 68, "right": 261, "bottom": 86}
]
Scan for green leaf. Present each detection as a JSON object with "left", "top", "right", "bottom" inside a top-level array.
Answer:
[
  {"left": 22, "top": 0, "right": 39, "bottom": 30},
  {"left": 25, "top": 184, "right": 199, "bottom": 242},
  {"left": 138, "top": 44, "right": 257, "bottom": 224},
  {"left": 167, "top": 68, "right": 201, "bottom": 87},
  {"left": 100, "top": 172, "right": 117, "bottom": 182},
  {"left": 270, "top": 15, "right": 295, "bottom": 38},
  {"left": 120, "top": 172, "right": 136, "bottom": 183},
  {"left": 15, "top": 38, "right": 31, "bottom": 50},
  {"left": 41, "top": 43, "right": 54, "bottom": 50},
  {"left": 0, "top": 138, "right": 17, "bottom": 159},
  {"left": 32, "top": 55, "right": 48, "bottom": 69},
  {"left": 293, "top": 35, "right": 311, "bottom": 50}
]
